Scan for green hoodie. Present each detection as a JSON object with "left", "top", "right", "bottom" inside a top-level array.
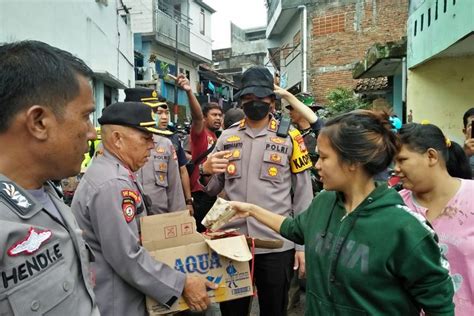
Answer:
[{"left": 280, "top": 183, "right": 454, "bottom": 316}]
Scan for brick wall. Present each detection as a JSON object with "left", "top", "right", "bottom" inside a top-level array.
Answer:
[{"left": 309, "top": 0, "right": 408, "bottom": 104}]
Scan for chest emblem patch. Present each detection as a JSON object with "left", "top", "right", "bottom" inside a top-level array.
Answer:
[
  {"left": 2, "top": 183, "right": 31, "bottom": 208},
  {"left": 7, "top": 227, "right": 52, "bottom": 256},
  {"left": 270, "top": 153, "right": 281, "bottom": 163},
  {"left": 268, "top": 166, "right": 279, "bottom": 177},
  {"left": 156, "top": 147, "right": 165, "bottom": 154},
  {"left": 227, "top": 162, "right": 237, "bottom": 175}
]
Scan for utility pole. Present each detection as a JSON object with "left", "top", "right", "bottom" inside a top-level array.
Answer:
[{"left": 174, "top": 21, "right": 179, "bottom": 124}]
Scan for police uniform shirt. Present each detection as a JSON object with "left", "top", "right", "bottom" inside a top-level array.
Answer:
[
  {"left": 0, "top": 174, "right": 99, "bottom": 315},
  {"left": 137, "top": 134, "right": 186, "bottom": 215},
  {"left": 203, "top": 118, "right": 313, "bottom": 254},
  {"left": 167, "top": 133, "right": 188, "bottom": 167},
  {"left": 71, "top": 148, "right": 185, "bottom": 316}
]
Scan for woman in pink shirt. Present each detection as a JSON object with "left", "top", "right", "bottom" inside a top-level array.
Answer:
[{"left": 395, "top": 123, "right": 473, "bottom": 315}]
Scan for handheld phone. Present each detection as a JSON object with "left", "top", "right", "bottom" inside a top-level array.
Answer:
[{"left": 471, "top": 124, "right": 474, "bottom": 138}]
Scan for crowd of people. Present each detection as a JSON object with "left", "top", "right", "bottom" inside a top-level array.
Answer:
[{"left": 0, "top": 40, "right": 472, "bottom": 316}]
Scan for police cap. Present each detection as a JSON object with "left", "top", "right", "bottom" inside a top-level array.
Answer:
[
  {"left": 234, "top": 65, "right": 275, "bottom": 99},
  {"left": 98, "top": 102, "right": 163, "bottom": 134},
  {"left": 124, "top": 87, "right": 168, "bottom": 109}
]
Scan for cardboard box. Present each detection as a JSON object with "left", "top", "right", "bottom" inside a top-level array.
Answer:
[{"left": 141, "top": 211, "right": 253, "bottom": 315}]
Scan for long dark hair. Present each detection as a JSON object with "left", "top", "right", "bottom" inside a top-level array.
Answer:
[
  {"left": 320, "top": 109, "right": 400, "bottom": 176},
  {"left": 399, "top": 123, "right": 472, "bottom": 179}
]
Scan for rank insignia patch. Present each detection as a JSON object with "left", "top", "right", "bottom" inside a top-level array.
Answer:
[
  {"left": 7, "top": 227, "right": 52, "bottom": 256},
  {"left": 2, "top": 182, "right": 31, "bottom": 208},
  {"left": 268, "top": 119, "right": 278, "bottom": 132}
]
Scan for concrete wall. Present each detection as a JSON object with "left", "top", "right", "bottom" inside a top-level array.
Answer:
[
  {"left": 231, "top": 24, "right": 267, "bottom": 56},
  {"left": 407, "top": 56, "right": 474, "bottom": 143},
  {"left": 309, "top": 0, "right": 408, "bottom": 103}
]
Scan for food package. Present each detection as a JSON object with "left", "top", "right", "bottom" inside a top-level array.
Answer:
[{"left": 202, "top": 197, "right": 236, "bottom": 231}]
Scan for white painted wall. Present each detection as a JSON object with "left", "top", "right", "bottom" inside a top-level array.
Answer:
[
  {"left": 123, "top": 0, "right": 154, "bottom": 33},
  {"left": 0, "top": 0, "right": 134, "bottom": 89},
  {"left": 189, "top": 0, "right": 213, "bottom": 61}
]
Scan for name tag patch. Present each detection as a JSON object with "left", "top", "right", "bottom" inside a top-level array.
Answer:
[{"left": 2, "top": 243, "right": 63, "bottom": 290}]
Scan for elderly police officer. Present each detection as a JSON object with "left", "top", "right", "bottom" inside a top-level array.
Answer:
[
  {"left": 124, "top": 88, "right": 187, "bottom": 214},
  {"left": 0, "top": 40, "right": 99, "bottom": 315},
  {"left": 71, "top": 102, "right": 214, "bottom": 316},
  {"left": 202, "top": 66, "right": 313, "bottom": 316}
]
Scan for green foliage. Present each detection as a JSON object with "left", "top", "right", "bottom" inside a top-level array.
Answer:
[{"left": 321, "top": 87, "right": 370, "bottom": 119}]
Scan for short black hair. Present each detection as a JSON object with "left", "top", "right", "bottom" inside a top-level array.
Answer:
[
  {"left": 0, "top": 40, "right": 93, "bottom": 132},
  {"left": 202, "top": 102, "right": 222, "bottom": 117},
  {"left": 462, "top": 107, "right": 474, "bottom": 128}
]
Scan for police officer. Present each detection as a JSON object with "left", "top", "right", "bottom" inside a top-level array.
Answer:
[
  {"left": 71, "top": 102, "right": 214, "bottom": 316},
  {"left": 124, "top": 88, "right": 187, "bottom": 214},
  {"left": 0, "top": 40, "right": 99, "bottom": 315},
  {"left": 202, "top": 66, "right": 313, "bottom": 316}
]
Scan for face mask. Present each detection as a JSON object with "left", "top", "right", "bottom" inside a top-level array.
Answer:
[{"left": 243, "top": 100, "right": 270, "bottom": 121}]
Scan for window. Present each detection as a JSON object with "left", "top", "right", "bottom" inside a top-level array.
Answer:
[
  {"left": 174, "top": 4, "right": 182, "bottom": 22},
  {"left": 200, "top": 9, "right": 205, "bottom": 35}
]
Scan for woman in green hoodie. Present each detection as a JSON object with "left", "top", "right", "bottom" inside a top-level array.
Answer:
[{"left": 230, "top": 110, "right": 454, "bottom": 315}]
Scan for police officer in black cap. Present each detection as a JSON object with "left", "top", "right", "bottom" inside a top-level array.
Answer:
[
  {"left": 124, "top": 87, "right": 191, "bottom": 215},
  {"left": 202, "top": 65, "right": 313, "bottom": 316},
  {"left": 72, "top": 102, "right": 215, "bottom": 316}
]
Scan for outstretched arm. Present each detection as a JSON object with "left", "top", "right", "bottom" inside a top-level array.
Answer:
[
  {"left": 230, "top": 201, "right": 286, "bottom": 233},
  {"left": 274, "top": 84, "right": 318, "bottom": 124}
]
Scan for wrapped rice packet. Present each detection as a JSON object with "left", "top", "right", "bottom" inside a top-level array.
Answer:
[{"left": 202, "top": 197, "right": 236, "bottom": 231}]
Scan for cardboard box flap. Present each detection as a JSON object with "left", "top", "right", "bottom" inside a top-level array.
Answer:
[
  {"left": 204, "top": 235, "right": 252, "bottom": 262},
  {"left": 141, "top": 210, "right": 203, "bottom": 251}
]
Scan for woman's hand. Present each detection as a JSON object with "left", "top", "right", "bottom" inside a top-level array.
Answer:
[{"left": 229, "top": 201, "right": 255, "bottom": 220}]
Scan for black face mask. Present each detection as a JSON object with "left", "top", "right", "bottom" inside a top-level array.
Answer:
[{"left": 243, "top": 100, "right": 271, "bottom": 121}]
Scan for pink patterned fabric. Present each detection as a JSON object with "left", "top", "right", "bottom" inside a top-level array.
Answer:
[{"left": 400, "top": 179, "right": 474, "bottom": 316}]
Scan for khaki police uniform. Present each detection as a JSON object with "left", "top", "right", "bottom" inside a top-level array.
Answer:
[
  {"left": 203, "top": 118, "right": 313, "bottom": 253},
  {"left": 72, "top": 148, "right": 185, "bottom": 316},
  {"left": 136, "top": 134, "right": 186, "bottom": 214},
  {"left": 0, "top": 174, "right": 99, "bottom": 316}
]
